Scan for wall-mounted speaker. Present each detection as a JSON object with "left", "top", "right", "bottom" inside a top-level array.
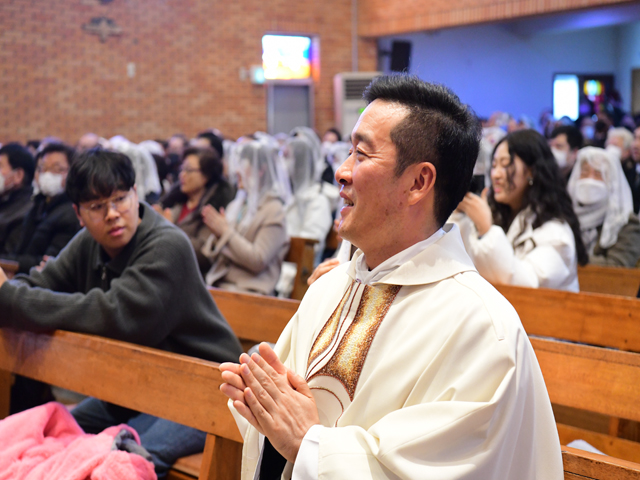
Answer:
[{"left": 390, "top": 41, "right": 412, "bottom": 72}]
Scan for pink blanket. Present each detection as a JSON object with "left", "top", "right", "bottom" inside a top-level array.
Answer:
[{"left": 0, "top": 402, "right": 156, "bottom": 480}]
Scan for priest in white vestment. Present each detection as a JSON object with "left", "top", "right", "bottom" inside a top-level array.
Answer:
[{"left": 220, "top": 75, "right": 563, "bottom": 480}]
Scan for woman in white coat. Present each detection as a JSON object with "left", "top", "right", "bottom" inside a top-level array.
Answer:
[{"left": 457, "top": 129, "right": 587, "bottom": 291}]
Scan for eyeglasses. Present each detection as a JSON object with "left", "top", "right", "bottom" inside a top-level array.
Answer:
[
  {"left": 180, "top": 167, "right": 202, "bottom": 174},
  {"left": 82, "top": 190, "right": 133, "bottom": 221},
  {"left": 37, "top": 166, "right": 69, "bottom": 175}
]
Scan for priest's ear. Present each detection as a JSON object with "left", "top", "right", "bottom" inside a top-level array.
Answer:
[{"left": 407, "top": 161, "right": 436, "bottom": 206}]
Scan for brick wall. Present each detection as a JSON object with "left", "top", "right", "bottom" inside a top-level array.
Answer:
[
  {"left": 0, "top": 0, "right": 376, "bottom": 144},
  {"left": 358, "top": 0, "right": 635, "bottom": 37}
]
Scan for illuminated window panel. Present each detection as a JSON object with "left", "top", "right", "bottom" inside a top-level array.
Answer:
[
  {"left": 262, "top": 35, "right": 311, "bottom": 80},
  {"left": 553, "top": 74, "right": 579, "bottom": 121}
]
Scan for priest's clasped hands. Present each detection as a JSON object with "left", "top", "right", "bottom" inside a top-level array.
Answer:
[{"left": 219, "top": 343, "right": 320, "bottom": 463}]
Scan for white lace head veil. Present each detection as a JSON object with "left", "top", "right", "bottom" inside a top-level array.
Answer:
[
  {"left": 282, "top": 136, "right": 317, "bottom": 196},
  {"left": 289, "top": 126, "right": 324, "bottom": 182},
  {"left": 567, "top": 146, "right": 634, "bottom": 251},
  {"left": 225, "top": 138, "right": 290, "bottom": 230}
]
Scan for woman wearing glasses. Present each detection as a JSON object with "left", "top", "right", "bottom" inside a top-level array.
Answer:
[{"left": 156, "top": 147, "right": 235, "bottom": 276}]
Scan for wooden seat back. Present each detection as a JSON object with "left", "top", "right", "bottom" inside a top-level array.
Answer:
[
  {"left": 578, "top": 265, "right": 640, "bottom": 298},
  {"left": 208, "top": 287, "right": 295, "bottom": 350},
  {"left": 285, "top": 237, "right": 318, "bottom": 300},
  {"left": 0, "top": 259, "right": 18, "bottom": 279},
  {"left": 0, "top": 328, "right": 242, "bottom": 480},
  {"left": 494, "top": 284, "right": 640, "bottom": 352}
]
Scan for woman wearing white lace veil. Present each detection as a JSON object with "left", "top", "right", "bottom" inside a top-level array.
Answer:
[
  {"left": 567, "top": 146, "right": 640, "bottom": 267},
  {"left": 109, "top": 136, "right": 162, "bottom": 203},
  {"left": 201, "top": 138, "right": 289, "bottom": 295},
  {"left": 275, "top": 135, "right": 333, "bottom": 296}
]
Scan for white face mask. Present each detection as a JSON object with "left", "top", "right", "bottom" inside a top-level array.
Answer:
[
  {"left": 575, "top": 178, "right": 608, "bottom": 205},
  {"left": 38, "top": 172, "right": 65, "bottom": 197},
  {"left": 551, "top": 147, "right": 568, "bottom": 169},
  {"left": 0, "top": 173, "right": 5, "bottom": 195}
]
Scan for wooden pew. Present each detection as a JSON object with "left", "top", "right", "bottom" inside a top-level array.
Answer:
[
  {"left": 208, "top": 287, "right": 297, "bottom": 352},
  {"left": 0, "top": 328, "right": 243, "bottom": 480},
  {"left": 578, "top": 265, "right": 640, "bottom": 298},
  {"left": 285, "top": 237, "right": 317, "bottom": 301},
  {"left": 494, "top": 284, "right": 640, "bottom": 455},
  {"left": 0, "top": 259, "right": 18, "bottom": 279},
  {"left": 494, "top": 284, "right": 640, "bottom": 352}
]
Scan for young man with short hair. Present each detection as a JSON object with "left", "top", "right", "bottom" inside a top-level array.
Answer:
[{"left": 0, "top": 148, "right": 243, "bottom": 479}]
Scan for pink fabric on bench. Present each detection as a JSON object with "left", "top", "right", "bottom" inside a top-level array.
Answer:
[{"left": 0, "top": 402, "right": 156, "bottom": 480}]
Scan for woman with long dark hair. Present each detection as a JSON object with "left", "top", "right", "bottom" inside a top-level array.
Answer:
[{"left": 457, "top": 129, "right": 588, "bottom": 291}]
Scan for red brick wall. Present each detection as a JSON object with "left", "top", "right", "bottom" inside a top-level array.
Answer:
[
  {"left": 359, "top": 0, "right": 635, "bottom": 37},
  {"left": 0, "top": 0, "right": 376, "bottom": 144}
]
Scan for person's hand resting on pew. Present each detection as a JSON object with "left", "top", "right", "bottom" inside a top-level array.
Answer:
[
  {"left": 0, "top": 267, "right": 7, "bottom": 288},
  {"left": 219, "top": 342, "right": 320, "bottom": 463}
]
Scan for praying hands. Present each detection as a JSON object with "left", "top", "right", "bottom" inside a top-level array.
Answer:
[
  {"left": 219, "top": 343, "right": 320, "bottom": 463},
  {"left": 202, "top": 205, "right": 229, "bottom": 237}
]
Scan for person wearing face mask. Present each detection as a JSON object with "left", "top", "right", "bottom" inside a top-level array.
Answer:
[
  {"left": 549, "top": 125, "right": 583, "bottom": 184},
  {"left": 0, "top": 143, "right": 36, "bottom": 256},
  {"left": 567, "top": 147, "right": 640, "bottom": 267},
  {"left": 4, "top": 143, "right": 81, "bottom": 273},
  {"left": 201, "top": 139, "right": 290, "bottom": 295},
  {"left": 456, "top": 129, "right": 588, "bottom": 291}
]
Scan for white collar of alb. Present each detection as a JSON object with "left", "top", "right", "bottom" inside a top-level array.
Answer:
[{"left": 354, "top": 228, "right": 445, "bottom": 285}]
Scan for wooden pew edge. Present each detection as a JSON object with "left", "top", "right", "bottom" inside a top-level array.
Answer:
[{"left": 562, "top": 445, "right": 640, "bottom": 478}]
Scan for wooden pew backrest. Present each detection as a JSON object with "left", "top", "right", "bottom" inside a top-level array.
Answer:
[
  {"left": 532, "top": 337, "right": 640, "bottom": 424},
  {"left": 208, "top": 287, "right": 296, "bottom": 350},
  {"left": 495, "top": 284, "right": 640, "bottom": 352},
  {"left": 578, "top": 265, "right": 640, "bottom": 298},
  {"left": 285, "top": 237, "right": 317, "bottom": 300}
]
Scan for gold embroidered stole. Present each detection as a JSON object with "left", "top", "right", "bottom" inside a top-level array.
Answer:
[{"left": 306, "top": 280, "right": 401, "bottom": 426}]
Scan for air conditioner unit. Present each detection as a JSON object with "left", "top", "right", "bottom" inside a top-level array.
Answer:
[{"left": 333, "top": 72, "right": 381, "bottom": 140}]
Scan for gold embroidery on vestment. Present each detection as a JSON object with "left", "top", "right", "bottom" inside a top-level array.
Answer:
[
  {"left": 307, "top": 281, "right": 356, "bottom": 367},
  {"left": 309, "top": 283, "right": 401, "bottom": 401}
]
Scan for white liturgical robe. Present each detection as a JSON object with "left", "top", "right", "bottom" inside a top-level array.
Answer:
[{"left": 230, "top": 224, "right": 563, "bottom": 480}]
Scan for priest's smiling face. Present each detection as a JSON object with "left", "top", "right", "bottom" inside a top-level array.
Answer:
[{"left": 335, "top": 99, "right": 419, "bottom": 264}]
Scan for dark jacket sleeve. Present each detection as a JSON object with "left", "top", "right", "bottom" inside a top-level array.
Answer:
[
  {"left": 0, "top": 228, "right": 200, "bottom": 347},
  {"left": 10, "top": 202, "right": 81, "bottom": 273}
]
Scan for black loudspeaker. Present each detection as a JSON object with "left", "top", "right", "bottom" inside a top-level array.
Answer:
[{"left": 390, "top": 41, "right": 412, "bottom": 72}]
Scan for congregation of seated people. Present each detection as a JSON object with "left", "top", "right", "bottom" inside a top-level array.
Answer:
[
  {"left": 4, "top": 108, "right": 640, "bottom": 296},
  {"left": 3, "top": 96, "right": 640, "bottom": 477}
]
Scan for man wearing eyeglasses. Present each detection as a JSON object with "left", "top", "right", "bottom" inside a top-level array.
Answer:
[{"left": 0, "top": 148, "right": 243, "bottom": 479}]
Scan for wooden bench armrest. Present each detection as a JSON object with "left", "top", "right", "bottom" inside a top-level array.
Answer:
[{"left": 0, "top": 328, "right": 241, "bottom": 443}]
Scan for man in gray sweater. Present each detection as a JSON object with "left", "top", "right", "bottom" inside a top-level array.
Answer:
[{"left": 0, "top": 148, "right": 243, "bottom": 479}]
